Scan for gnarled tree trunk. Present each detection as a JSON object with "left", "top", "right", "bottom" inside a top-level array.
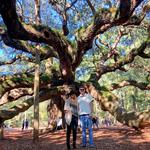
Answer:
[{"left": 47, "top": 97, "right": 65, "bottom": 130}]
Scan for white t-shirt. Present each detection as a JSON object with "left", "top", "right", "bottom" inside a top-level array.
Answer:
[{"left": 78, "top": 93, "right": 93, "bottom": 115}]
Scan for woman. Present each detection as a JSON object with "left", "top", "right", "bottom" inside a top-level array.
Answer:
[{"left": 64, "top": 91, "right": 78, "bottom": 150}]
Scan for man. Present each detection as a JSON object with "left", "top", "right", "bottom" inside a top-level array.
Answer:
[{"left": 78, "top": 86, "right": 95, "bottom": 148}]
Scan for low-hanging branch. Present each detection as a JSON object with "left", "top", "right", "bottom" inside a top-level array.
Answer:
[
  {"left": 0, "top": 73, "right": 34, "bottom": 98},
  {"left": 0, "top": 84, "right": 75, "bottom": 121},
  {"left": 0, "top": 71, "right": 65, "bottom": 99},
  {"left": 0, "top": 88, "right": 33, "bottom": 106},
  {"left": 0, "top": 81, "right": 150, "bottom": 129},
  {"left": 0, "top": 88, "right": 59, "bottom": 121},
  {"left": 85, "top": 83, "right": 150, "bottom": 129}
]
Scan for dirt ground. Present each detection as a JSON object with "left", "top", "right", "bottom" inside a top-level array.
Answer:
[{"left": 0, "top": 126, "right": 150, "bottom": 150}]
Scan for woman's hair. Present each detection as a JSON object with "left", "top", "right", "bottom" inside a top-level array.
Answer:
[
  {"left": 68, "top": 91, "right": 76, "bottom": 96},
  {"left": 79, "top": 85, "right": 85, "bottom": 89}
]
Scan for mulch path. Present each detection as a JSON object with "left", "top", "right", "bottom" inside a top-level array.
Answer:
[{"left": 0, "top": 126, "right": 150, "bottom": 150}]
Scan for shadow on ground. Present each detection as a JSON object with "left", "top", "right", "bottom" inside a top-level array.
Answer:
[{"left": 0, "top": 126, "right": 150, "bottom": 150}]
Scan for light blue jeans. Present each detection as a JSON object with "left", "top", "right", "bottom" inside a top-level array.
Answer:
[{"left": 79, "top": 115, "right": 94, "bottom": 146}]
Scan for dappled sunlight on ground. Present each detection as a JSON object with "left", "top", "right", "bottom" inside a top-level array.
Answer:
[{"left": 0, "top": 126, "right": 149, "bottom": 150}]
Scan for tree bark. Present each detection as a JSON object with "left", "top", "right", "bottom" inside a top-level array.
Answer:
[
  {"left": 47, "top": 96, "right": 65, "bottom": 130},
  {"left": 33, "top": 0, "right": 41, "bottom": 143},
  {"left": 0, "top": 121, "right": 4, "bottom": 140},
  {"left": 33, "top": 47, "right": 40, "bottom": 142}
]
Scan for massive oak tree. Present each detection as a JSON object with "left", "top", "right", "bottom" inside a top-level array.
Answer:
[{"left": 0, "top": 0, "right": 150, "bottom": 131}]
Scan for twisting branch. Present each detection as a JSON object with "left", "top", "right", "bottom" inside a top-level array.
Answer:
[
  {"left": 72, "top": 0, "right": 144, "bottom": 70},
  {"left": 98, "top": 27, "right": 127, "bottom": 64},
  {"left": 49, "top": 0, "right": 78, "bottom": 36},
  {"left": 139, "top": 51, "right": 150, "bottom": 58},
  {"left": 0, "top": 0, "right": 75, "bottom": 82},
  {"left": 0, "top": 0, "right": 72, "bottom": 52},
  {"left": 0, "top": 54, "right": 22, "bottom": 66},
  {"left": 84, "top": 83, "right": 150, "bottom": 129},
  {"left": 0, "top": 88, "right": 56, "bottom": 121},
  {"left": 0, "top": 88, "right": 33, "bottom": 106},
  {"left": 86, "top": 0, "right": 96, "bottom": 15},
  {"left": 90, "top": 37, "right": 150, "bottom": 80},
  {"left": 66, "top": 0, "right": 78, "bottom": 11},
  {"left": 118, "top": 0, "right": 143, "bottom": 20},
  {"left": 0, "top": 73, "right": 34, "bottom": 98},
  {"left": 1, "top": 32, "right": 58, "bottom": 60},
  {"left": 0, "top": 84, "right": 76, "bottom": 121},
  {"left": 110, "top": 80, "right": 150, "bottom": 91}
]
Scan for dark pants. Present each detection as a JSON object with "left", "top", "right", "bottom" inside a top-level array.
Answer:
[{"left": 66, "top": 115, "right": 78, "bottom": 149}]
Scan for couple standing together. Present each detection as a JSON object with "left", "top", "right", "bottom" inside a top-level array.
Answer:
[{"left": 64, "top": 85, "right": 95, "bottom": 149}]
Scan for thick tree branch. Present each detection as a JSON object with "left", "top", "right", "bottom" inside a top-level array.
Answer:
[
  {"left": 0, "top": 0, "right": 144, "bottom": 82},
  {"left": 0, "top": 88, "right": 58, "bottom": 121},
  {"left": 117, "top": 0, "right": 143, "bottom": 20},
  {"left": 98, "top": 28, "right": 127, "bottom": 64},
  {"left": 95, "top": 38, "right": 149, "bottom": 79},
  {"left": 110, "top": 80, "right": 150, "bottom": 91},
  {"left": 0, "top": 88, "right": 33, "bottom": 106},
  {"left": 72, "top": 1, "right": 144, "bottom": 70},
  {"left": 0, "top": 70, "right": 65, "bottom": 99},
  {"left": 0, "top": 54, "right": 22, "bottom": 66},
  {"left": 0, "top": 0, "right": 73, "bottom": 61},
  {"left": 85, "top": 83, "right": 150, "bottom": 129},
  {"left": 1, "top": 33, "right": 58, "bottom": 60},
  {"left": 0, "top": 84, "right": 77, "bottom": 121},
  {"left": 139, "top": 51, "right": 150, "bottom": 58},
  {"left": 86, "top": 0, "right": 96, "bottom": 15},
  {"left": 0, "top": 73, "right": 34, "bottom": 97},
  {"left": 0, "top": 0, "right": 75, "bottom": 82}
]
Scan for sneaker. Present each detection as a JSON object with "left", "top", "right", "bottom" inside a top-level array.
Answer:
[
  {"left": 80, "top": 144, "right": 86, "bottom": 147},
  {"left": 88, "top": 144, "right": 96, "bottom": 148}
]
